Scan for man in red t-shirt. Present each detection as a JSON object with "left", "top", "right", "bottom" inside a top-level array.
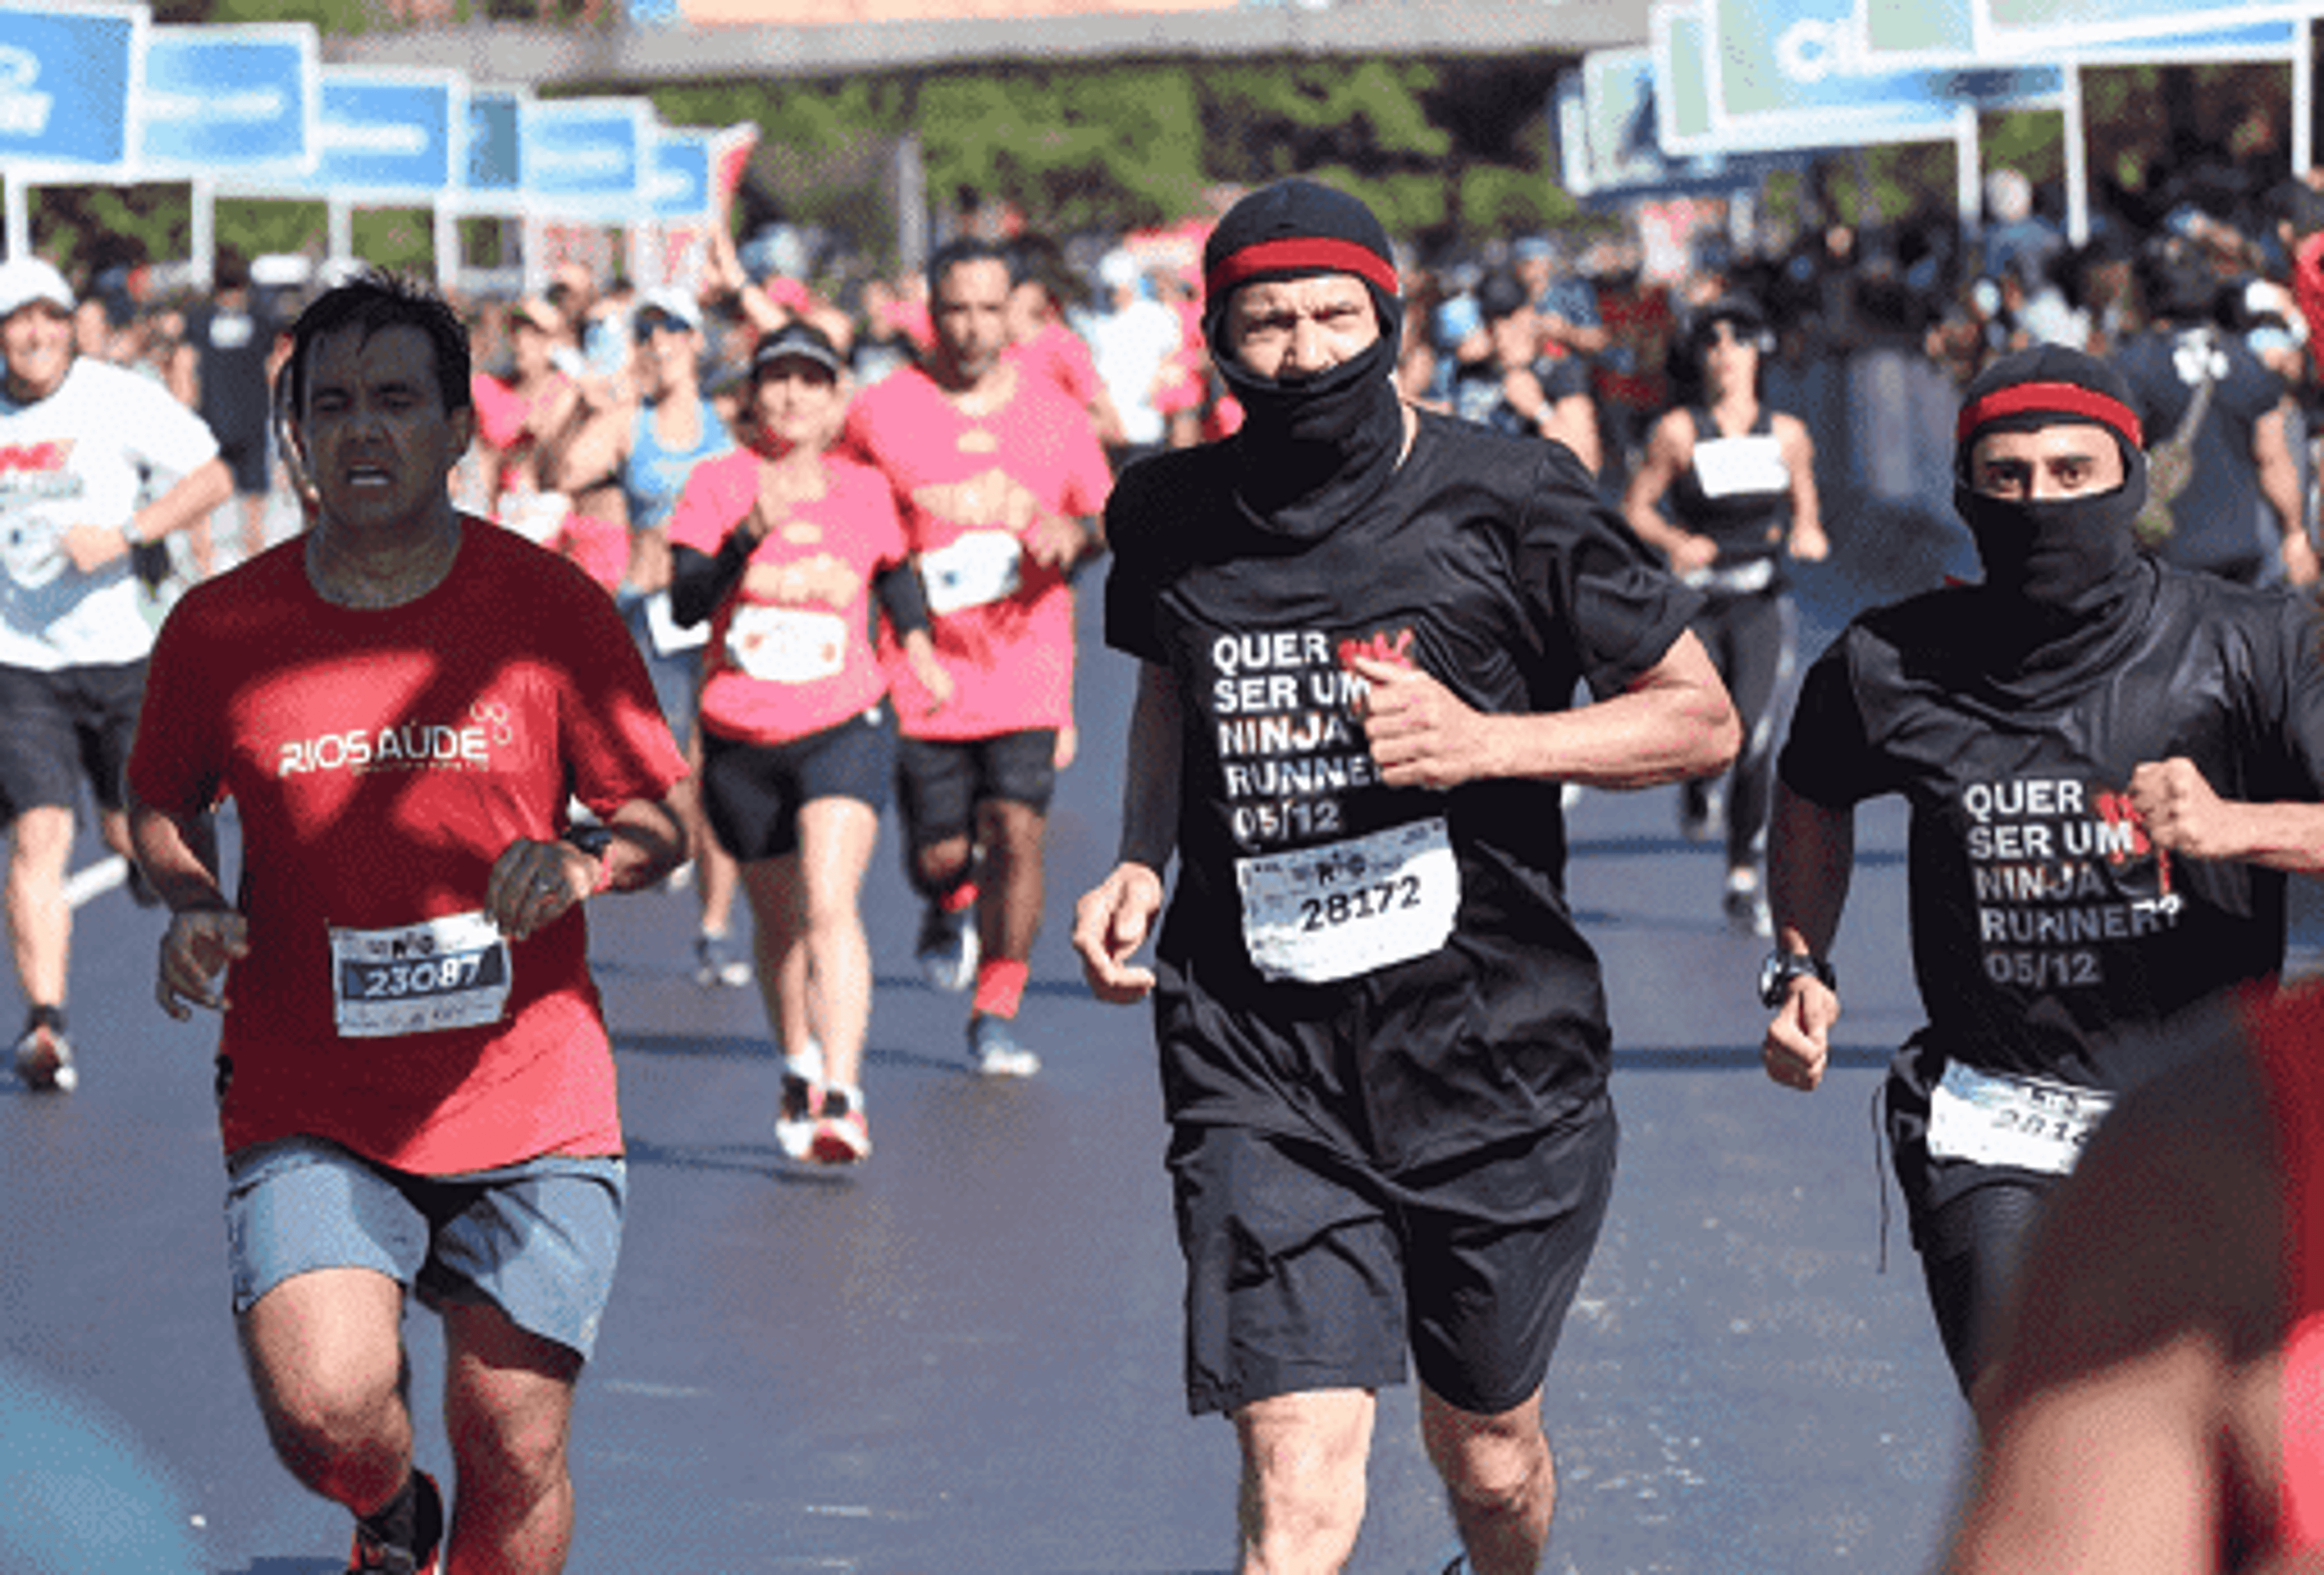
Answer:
[
  {"left": 126, "top": 271, "right": 688, "bottom": 1575},
  {"left": 844, "top": 236, "right": 1112, "bottom": 1076}
]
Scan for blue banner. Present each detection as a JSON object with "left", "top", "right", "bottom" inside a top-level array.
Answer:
[
  {"left": 1983, "top": 0, "right": 2306, "bottom": 52},
  {"left": 0, "top": 2, "right": 142, "bottom": 174},
  {"left": 1859, "top": 0, "right": 2300, "bottom": 64},
  {"left": 137, "top": 24, "right": 315, "bottom": 179},
  {"left": 1709, "top": 0, "right": 2061, "bottom": 147},
  {"left": 524, "top": 97, "right": 649, "bottom": 214},
  {"left": 310, "top": 68, "right": 458, "bottom": 199}
]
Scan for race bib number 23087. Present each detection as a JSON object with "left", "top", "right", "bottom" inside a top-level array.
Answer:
[{"left": 330, "top": 912, "right": 512, "bottom": 1039}]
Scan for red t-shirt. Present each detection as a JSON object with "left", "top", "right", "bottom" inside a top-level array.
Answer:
[
  {"left": 842, "top": 363, "right": 1111, "bottom": 740},
  {"left": 128, "top": 522, "right": 689, "bottom": 1174},
  {"left": 666, "top": 447, "right": 908, "bottom": 746}
]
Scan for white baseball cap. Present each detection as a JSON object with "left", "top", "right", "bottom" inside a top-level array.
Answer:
[{"left": 0, "top": 256, "right": 74, "bottom": 320}]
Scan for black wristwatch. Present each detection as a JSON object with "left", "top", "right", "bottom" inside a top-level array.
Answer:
[
  {"left": 563, "top": 824, "right": 617, "bottom": 859},
  {"left": 1758, "top": 949, "right": 1837, "bottom": 1009}
]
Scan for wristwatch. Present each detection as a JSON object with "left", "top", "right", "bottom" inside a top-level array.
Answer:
[{"left": 1758, "top": 949, "right": 1837, "bottom": 1009}]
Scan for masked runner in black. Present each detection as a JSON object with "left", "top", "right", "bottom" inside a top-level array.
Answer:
[
  {"left": 1074, "top": 178, "right": 1740, "bottom": 1575},
  {"left": 1761, "top": 343, "right": 2324, "bottom": 1399}
]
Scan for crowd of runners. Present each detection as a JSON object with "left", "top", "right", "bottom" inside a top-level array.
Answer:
[{"left": 9, "top": 140, "right": 2324, "bottom": 1571}]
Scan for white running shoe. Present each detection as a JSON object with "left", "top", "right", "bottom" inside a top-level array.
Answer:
[
  {"left": 968, "top": 1014, "right": 1040, "bottom": 1078},
  {"left": 916, "top": 901, "right": 979, "bottom": 994},
  {"left": 13, "top": 1014, "right": 76, "bottom": 1093}
]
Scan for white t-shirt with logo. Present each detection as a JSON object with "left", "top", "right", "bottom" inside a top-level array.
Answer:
[{"left": 0, "top": 358, "right": 220, "bottom": 670}]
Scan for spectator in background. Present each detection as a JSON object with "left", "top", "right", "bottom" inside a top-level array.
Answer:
[
  {"left": 177, "top": 248, "right": 281, "bottom": 575},
  {"left": 2113, "top": 250, "right": 2316, "bottom": 589},
  {"left": 1088, "top": 250, "right": 1183, "bottom": 472},
  {"left": 1514, "top": 234, "right": 1610, "bottom": 363},
  {"left": 1980, "top": 169, "right": 2067, "bottom": 294},
  {"left": 1456, "top": 268, "right": 1601, "bottom": 475}
]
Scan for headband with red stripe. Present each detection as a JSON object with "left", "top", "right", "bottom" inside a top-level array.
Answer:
[
  {"left": 1956, "top": 381, "right": 2144, "bottom": 450},
  {"left": 1205, "top": 237, "right": 1400, "bottom": 301}
]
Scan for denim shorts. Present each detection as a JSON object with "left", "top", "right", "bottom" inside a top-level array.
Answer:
[{"left": 224, "top": 1136, "right": 626, "bottom": 1361}]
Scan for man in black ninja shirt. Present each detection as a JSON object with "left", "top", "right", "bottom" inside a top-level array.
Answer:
[
  {"left": 1072, "top": 179, "right": 1739, "bottom": 1575},
  {"left": 1761, "top": 344, "right": 2324, "bottom": 1402}
]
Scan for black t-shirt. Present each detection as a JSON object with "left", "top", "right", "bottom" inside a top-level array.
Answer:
[
  {"left": 183, "top": 298, "right": 276, "bottom": 447},
  {"left": 1781, "top": 567, "right": 2324, "bottom": 1090},
  {"left": 1105, "top": 409, "right": 1699, "bottom": 1163},
  {"left": 2112, "top": 326, "right": 2285, "bottom": 576}
]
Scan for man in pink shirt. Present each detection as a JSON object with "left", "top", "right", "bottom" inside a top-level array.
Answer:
[{"left": 845, "top": 237, "right": 1112, "bottom": 1076}]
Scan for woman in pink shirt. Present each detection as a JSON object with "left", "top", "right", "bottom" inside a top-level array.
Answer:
[{"left": 668, "top": 323, "right": 949, "bottom": 1166}]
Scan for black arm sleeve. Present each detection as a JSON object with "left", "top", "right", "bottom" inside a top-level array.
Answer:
[
  {"left": 873, "top": 561, "right": 930, "bottom": 637},
  {"left": 668, "top": 530, "right": 756, "bottom": 628}
]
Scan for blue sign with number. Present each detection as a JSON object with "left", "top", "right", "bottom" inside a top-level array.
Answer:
[
  {"left": 524, "top": 98, "right": 648, "bottom": 212},
  {"left": 1858, "top": 0, "right": 2300, "bottom": 65},
  {"left": 137, "top": 24, "right": 316, "bottom": 178},
  {"left": 0, "top": 2, "right": 142, "bottom": 173}
]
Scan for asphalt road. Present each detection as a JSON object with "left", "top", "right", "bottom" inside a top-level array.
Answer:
[{"left": 0, "top": 531, "right": 2162, "bottom": 1574}]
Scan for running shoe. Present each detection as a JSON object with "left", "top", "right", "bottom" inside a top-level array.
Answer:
[
  {"left": 346, "top": 1469, "right": 442, "bottom": 1574},
  {"left": 968, "top": 1014, "right": 1041, "bottom": 1078},
  {"left": 775, "top": 1068, "right": 825, "bottom": 1162},
  {"left": 809, "top": 1088, "right": 871, "bottom": 1165},
  {"left": 915, "top": 899, "right": 979, "bottom": 993},
  {"left": 692, "top": 930, "right": 752, "bottom": 988},
  {"left": 1724, "top": 869, "right": 1773, "bottom": 939},
  {"left": 13, "top": 1011, "right": 76, "bottom": 1094}
]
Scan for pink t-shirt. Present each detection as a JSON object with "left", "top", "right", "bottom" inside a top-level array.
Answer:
[
  {"left": 842, "top": 364, "right": 1111, "bottom": 740},
  {"left": 666, "top": 447, "right": 909, "bottom": 746},
  {"left": 129, "top": 522, "right": 688, "bottom": 1174},
  {"left": 1011, "top": 321, "right": 1105, "bottom": 411}
]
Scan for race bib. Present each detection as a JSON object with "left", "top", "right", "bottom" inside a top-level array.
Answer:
[
  {"left": 496, "top": 489, "right": 569, "bottom": 545},
  {"left": 1925, "top": 1059, "right": 2114, "bottom": 1175},
  {"left": 1691, "top": 433, "right": 1788, "bottom": 499},
  {"left": 1236, "top": 818, "right": 1460, "bottom": 985},
  {"left": 726, "top": 602, "right": 848, "bottom": 685},
  {"left": 330, "top": 912, "right": 512, "bottom": 1039},
  {"left": 919, "top": 530, "right": 1023, "bottom": 616},
  {"left": 643, "top": 587, "right": 709, "bottom": 654}
]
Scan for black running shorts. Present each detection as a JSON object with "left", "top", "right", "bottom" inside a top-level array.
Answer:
[
  {"left": 893, "top": 729, "right": 1058, "bottom": 850},
  {"left": 0, "top": 660, "right": 146, "bottom": 820},
  {"left": 1168, "top": 1098, "right": 1617, "bottom": 1418},
  {"left": 700, "top": 706, "right": 895, "bottom": 863}
]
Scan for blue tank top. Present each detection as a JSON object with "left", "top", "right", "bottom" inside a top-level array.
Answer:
[
  {"left": 622, "top": 395, "right": 732, "bottom": 534},
  {"left": 1667, "top": 407, "right": 1791, "bottom": 563}
]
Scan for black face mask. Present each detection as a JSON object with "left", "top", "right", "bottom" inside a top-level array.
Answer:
[
  {"left": 1956, "top": 478, "right": 2144, "bottom": 614},
  {"left": 1215, "top": 334, "right": 1403, "bottom": 541}
]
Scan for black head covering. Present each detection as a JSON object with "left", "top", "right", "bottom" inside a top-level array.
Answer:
[
  {"left": 1951, "top": 345, "right": 2159, "bottom": 708},
  {"left": 1201, "top": 179, "right": 1408, "bottom": 542}
]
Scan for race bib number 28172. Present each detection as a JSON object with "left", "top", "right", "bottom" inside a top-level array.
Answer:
[{"left": 1235, "top": 818, "right": 1460, "bottom": 985}]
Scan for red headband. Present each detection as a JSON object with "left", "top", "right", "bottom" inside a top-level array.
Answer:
[
  {"left": 1206, "top": 237, "right": 1400, "bottom": 301},
  {"left": 1956, "top": 381, "right": 2144, "bottom": 450}
]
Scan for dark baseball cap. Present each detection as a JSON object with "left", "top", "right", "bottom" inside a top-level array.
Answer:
[{"left": 749, "top": 320, "right": 845, "bottom": 378}]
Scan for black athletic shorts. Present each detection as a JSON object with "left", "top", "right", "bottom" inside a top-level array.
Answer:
[
  {"left": 1168, "top": 1097, "right": 1617, "bottom": 1418},
  {"left": 216, "top": 429, "right": 270, "bottom": 499},
  {"left": 1883, "top": 1039, "right": 2061, "bottom": 1395},
  {"left": 0, "top": 660, "right": 146, "bottom": 820},
  {"left": 893, "top": 729, "right": 1057, "bottom": 850},
  {"left": 700, "top": 706, "right": 895, "bottom": 863}
]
